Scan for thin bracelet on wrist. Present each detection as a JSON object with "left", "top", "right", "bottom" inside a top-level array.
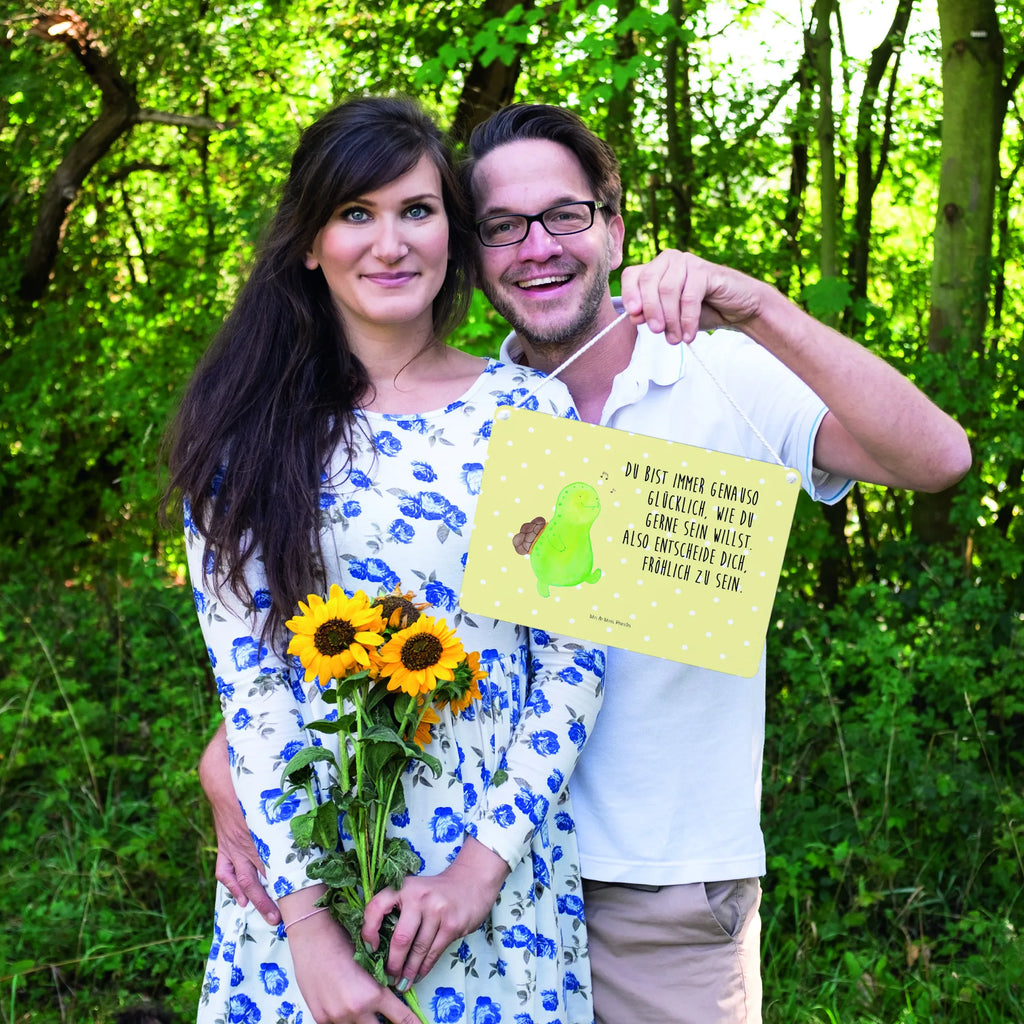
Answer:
[{"left": 283, "top": 906, "right": 328, "bottom": 932}]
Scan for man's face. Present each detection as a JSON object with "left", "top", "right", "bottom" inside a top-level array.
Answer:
[{"left": 471, "top": 139, "right": 624, "bottom": 353}]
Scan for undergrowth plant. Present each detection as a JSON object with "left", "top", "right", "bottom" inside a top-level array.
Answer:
[
  {"left": 0, "top": 554, "right": 215, "bottom": 1023},
  {"left": 762, "top": 537, "right": 1024, "bottom": 1023},
  {"left": 3, "top": 522, "right": 1021, "bottom": 1023}
]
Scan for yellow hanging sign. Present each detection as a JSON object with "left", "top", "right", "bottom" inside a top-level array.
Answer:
[{"left": 461, "top": 408, "right": 802, "bottom": 677}]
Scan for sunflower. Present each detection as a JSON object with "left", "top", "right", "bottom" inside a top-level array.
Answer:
[
  {"left": 376, "top": 616, "right": 465, "bottom": 696},
  {"left": 372, "top": 585, "right": 428, "bottom": 630},
  {"left": 410, "top": 702, "right": 441, "bottom": 749},
  {"left": 447, "top": 650, "right": 486, "bottom": 715},
  {"left": 286, "top": 585, "right": 386, "bottom": 684}
]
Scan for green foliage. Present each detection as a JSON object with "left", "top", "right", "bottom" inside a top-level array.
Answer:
[
  {"left": 762, "top": 544, "right": 1024, "bottom": 1022},
  {"left": 0, "top": 557, "right": 215, "bottom": 1021},
  {"left": 803, "top": 276, "right": 855, "bottom": 322},
  {"left": 2, "top": 0, "right": 1023, "bottom": 1019}
]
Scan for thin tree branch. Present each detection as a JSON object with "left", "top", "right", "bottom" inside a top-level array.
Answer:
[
  {"left": 1005, "top": 55, "right": 1024, "bottom": 100},
  {"left": 136, "top": 109, "right": 232, "bottom": 131},
  {"left": 28, "top": 8, "right": 136, "bottom": 105},
  {"left": 118, "top": 182, "right": 150, "bottom": 285},
  {"left": 105, "top": 161, "right": 174, "bottom": 184},
  {"left": 848, "top": 0, "right": 913, "bottom": 303},
  {"left": 18, "top": 8, "right": 232, "bottom": 302},
  {"left": 871, "top": 51, "right": 902, "bottom": 195}
]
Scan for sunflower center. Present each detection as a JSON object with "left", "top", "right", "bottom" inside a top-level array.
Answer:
[
  {"left": 400, "top": 634, "right": 444, "bottom": 671},
  {"left": 314, "top": 618, "right": 357, "bottom": 655}
]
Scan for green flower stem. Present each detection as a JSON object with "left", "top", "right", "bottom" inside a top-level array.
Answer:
[
  {"left": 299, "top": 657, "right": 452, "bottom": 1012},
  {"left": 336, "top": 724, "right": 351, "bottom": 793},
  {"left": 402, "top": 985, "right": 429, "bottom": 1024},
  {"left": 351, "top": 684, "right": 374, "bottom": 905},
  {"left": 376, "top": 773, "right": 402, "bottom": 860},
  {"left": 371, "top": 695, "right": 427, "bottom": 877}
]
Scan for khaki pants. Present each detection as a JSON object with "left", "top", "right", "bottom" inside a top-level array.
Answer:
[{"left": 582, "top": 878, "right": 762, "bottom": 1024}]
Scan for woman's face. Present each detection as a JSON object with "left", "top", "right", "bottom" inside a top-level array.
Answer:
[{"left": 305, "top": 155, "right": 450, "bottom": 339}]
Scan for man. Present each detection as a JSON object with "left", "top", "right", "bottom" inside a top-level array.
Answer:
[{"left": 202, "top": 105, "right": 970, "bottom": 1023}]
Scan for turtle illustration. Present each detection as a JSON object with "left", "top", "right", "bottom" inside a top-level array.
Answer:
[{"left": 512, "top": 482, "right": 603, "bottom": 597}]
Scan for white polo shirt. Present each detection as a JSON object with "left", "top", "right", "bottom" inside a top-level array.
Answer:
[{"left": 500, "top": 308, "right": 852, "bottom": 885}]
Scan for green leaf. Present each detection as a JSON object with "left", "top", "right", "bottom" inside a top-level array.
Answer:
[
  {"left": 353, "top": 942, "right": 388, "bottom": 984},
  {"left": 335, "top": 669, "right": 372, "bottom": 703},
  {"left": 333, "top": 900, "right": 370, "bottom": 956},
  {"left": 311, "top": 800, "right": 341, "bottom": 850},
  {"left": 379, "top": 837, "right": 422, "bottom": 890},
  {"left": 308, "top": 849, "right": 362, "bottom": 889},
  {"left": 387, "top": 785, "right": 408, "bottom": 819},
  {"left": 411, "top": 748, "right": 443, "bottom": 777},
  {"left": 361, "top": 908, "right": 401, "bottom": 980},
  {"left": 801, "top": 277, "right": 853, "bottom": 320},
  {"left": 302, "top": 716, "right": 350, "bottom": 734},
  {"left": 364, "top": 682, "right": 401, "bottom": 715},
  {"left": 470, "top": 27, "right": 495, "bottom": 56},
  {"left": 281, "top": 745, "right": 338, "bottom": 786},
  {"left": 289, "top": 809, "right": 317, "bottom": 848},
  {"left": 612, "top": 64, "right": 635, "bottom": 91},
  {"left": 364, "top": 740, "right": 409, "bottom": 783},
  {"left": 363, "top": 722, "right": 406, "bottom": 745},
  {"left": 439, "top": 42, "right": 468, "bottom": 65}
]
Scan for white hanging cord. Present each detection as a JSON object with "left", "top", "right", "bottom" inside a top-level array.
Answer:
[
  {"left": 513, "top": 311, "right": 792, "bottom": 474},
  {"left": 521, "top": 310, "right": 631, "bottom": 396},
  {"left": 682, "top": 342, "right": 787, "bottom": 469}
]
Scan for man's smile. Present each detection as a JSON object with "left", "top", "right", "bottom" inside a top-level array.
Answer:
[{"left": 515, "top": 274, "right": 574, "bottom": 290}]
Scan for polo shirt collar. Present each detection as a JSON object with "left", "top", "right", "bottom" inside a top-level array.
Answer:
[{"left": 591, "top": 298, "right": 684, "bottom": 420}]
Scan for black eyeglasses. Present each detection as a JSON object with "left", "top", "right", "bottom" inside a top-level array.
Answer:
[{"left": 475, "top": 200, "right": 607, "bottom": 247}]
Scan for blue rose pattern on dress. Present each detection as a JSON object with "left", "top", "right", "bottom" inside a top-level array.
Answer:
[{"left": 191, "top": 361, "right": 603, "bottom": 1024}]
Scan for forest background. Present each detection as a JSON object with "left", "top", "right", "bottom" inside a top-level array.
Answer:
[{"left": 1, "top": 0, "right": 1022, "bottom": 1021}]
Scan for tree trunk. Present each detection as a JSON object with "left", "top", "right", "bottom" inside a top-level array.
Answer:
[
  {"left": 848, "top": 0, "right": 913, "bottom": 306},
  {"left": 19, "top": 11, "right": 139, "bottom": 301},
  {"left": 664, "top": 0, "right": 693, "bottom": 247},
  {"left": 913, "top": 0, "right": 1004, "bottom": 545},
  {"left": 807, "top": 0, "right": 838, "bottom": 281},
  {"left": 806, "top": 0, "right": 851, "bottom": 605},
  {"left": 782, "top": 65, "right": 811, "bottom": 298},
  {"left": 928, "top": 1, "right": 1003, "bottom": 354},
  {"left": 17, "top": 8, "right": 230, "bottom": 303},
  {"left": 449, "top": 0, "right": 533, "bottom": 145},
  {"left": 607, "top": 0, "right": 638, "bottom": 155}
]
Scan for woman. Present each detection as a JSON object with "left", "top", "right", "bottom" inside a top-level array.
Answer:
[{"left": 164, "top": 97, "right": 605, "bottom": 1024}]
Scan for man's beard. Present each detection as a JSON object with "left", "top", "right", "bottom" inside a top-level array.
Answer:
[{"left": 481, "top": 259, "right": 611, "bottom": 358}]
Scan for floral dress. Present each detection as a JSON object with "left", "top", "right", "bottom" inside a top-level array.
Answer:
[{"left": 189, "top": 360, "right": 606, "bottom": 1024}]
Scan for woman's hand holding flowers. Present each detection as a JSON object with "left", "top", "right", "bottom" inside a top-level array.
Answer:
[
  {"left": 362, "top": 836, "right": 511, "bottom": 991},
  {"left": 284, "top": 890, "right": 421, "bottom": 1024}
]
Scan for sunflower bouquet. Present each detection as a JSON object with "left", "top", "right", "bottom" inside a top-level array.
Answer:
[{"left": 278, "top": 583, "right": 485, "bottom": 1020}]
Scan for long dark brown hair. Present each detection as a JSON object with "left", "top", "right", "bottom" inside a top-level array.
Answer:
[{"left": 163, "top": 96, "right": 475, "bottom": 642}]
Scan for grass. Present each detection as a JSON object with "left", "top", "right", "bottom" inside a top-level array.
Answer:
[
  {"left": 0, "top": 561, "right": 214, "bottom": 1023},
  {"left": 1, "top": 779, "right": 211, "bottom": 1023},
  {"left": 1, "top": 552, "right": 1021, "bottom": 1023}
]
